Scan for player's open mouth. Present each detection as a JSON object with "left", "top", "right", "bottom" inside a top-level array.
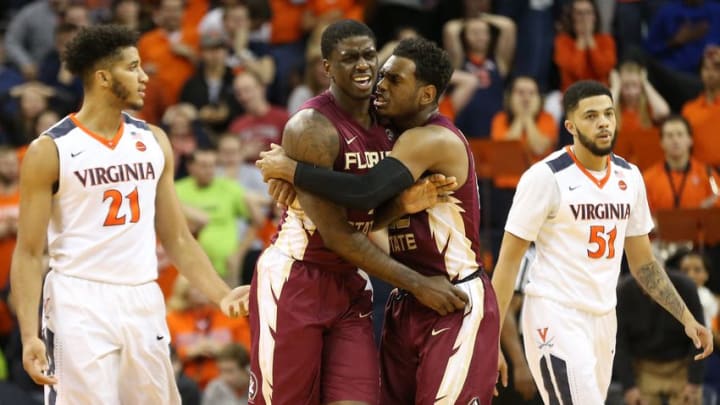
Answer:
[
  {"left": 374, "top": 93, "right": 388, "bottom": 107},
  {"left": 353, "top": 75, "right": 373, "bottom": 90}
]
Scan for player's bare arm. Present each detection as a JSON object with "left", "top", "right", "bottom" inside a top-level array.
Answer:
[
  {"left": 625, "top": 234, "right": 713, "bottom": 359},
  {"left": 151, "top": 125, "right": 248, "bottom": 317},
  {"left": 10, "top": 136, "right": 59, "bottom": 385},
  {"left": 500, "top": 295, "right": 536, "bottom": 399},
  {"left": 491, "top": 231, "right": 531, "bottom": 330},
  {"left": 283, "top": 110, "right": 467, "bottom": 315},
  {"left": 257, "top": 125, "right": 467, "bottom": 211}
]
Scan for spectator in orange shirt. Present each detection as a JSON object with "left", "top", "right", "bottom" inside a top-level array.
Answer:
[
  {"left": 302, "top": 0, "right": 366, "bottom": 34},
  {"left": 166, "top": 276, "right": 251, "bottom": 390},
  {"left": 643, "top": 115, "right": 720, "bottom": 213},
  {"left": 611, "top": 61, "right": 670, "bottom": 171},
  {"left": 266, "top": 0, "right": 306, "bottom": 105},
  {"left": 682, "top": 45, "right": 720, "bottom": 169},
  {"left": 490, "top": 76, "right": 558, "bottom": 189},
  {"left": 443, "top": 13, "right": 516, "bottom": 137},
  {"left": 554, "top": 0, "right": 616, "bottom": 92},
  {"left": 138, "top": 0, "right": 199, "bottom": 121},
  {"left": 489, "top": 76, "right": 557, "bottom": 228}
]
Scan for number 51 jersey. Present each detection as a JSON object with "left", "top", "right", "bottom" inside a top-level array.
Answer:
[
  {"left": 46, "top": 113, "right": 164, "bottom": 285},
  {"left": 504, "top": 146, "right": 654, "bottom": 314}
]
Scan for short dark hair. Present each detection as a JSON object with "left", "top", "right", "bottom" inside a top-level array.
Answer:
[
  {"left": 659, "top": 114, "right": 693, "bottom": 138},
  {"left": 63, "top": 24, "right": 139, "bottom": 82},
  {"left": 320, "top": 19, "right": 375, "bottom": 59},
  {"left": 562, "top": 80, "right": 612, "bottom": 114},
  {"left": 392, "top": 37, "right": 453, "bottom": 102},
  {"left": 216, "top": 343, "right": 250, "bottom": 368}
]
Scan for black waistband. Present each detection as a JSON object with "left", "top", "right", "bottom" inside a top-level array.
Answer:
[{"left": 395, "top": 269, "right": 483, "bottom": 300}]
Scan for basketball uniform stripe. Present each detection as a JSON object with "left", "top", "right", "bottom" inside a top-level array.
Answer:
[
  {"left": 539, "top": 356, "right": 561, "bottom": 405},
  {"left": 550, "top": 354, "right": 574, "bottom": 404},
  {"left": 44, "top": 328, "right": 57, "bottom": 405},
  {"left": 434, "top": 279, "right": 485, "bottom": 404},
  {"left": 256, "top": 247, "right": 294, "bottom": 404},
  {"left": 427, "top": 200, "right": 478, "bottom": 281}
]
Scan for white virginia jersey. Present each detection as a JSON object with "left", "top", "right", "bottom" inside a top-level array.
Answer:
[
  {"left": 505, "top": 146, "right": 654, "bottom": 314},
  {"left": 46, "top": 113, "right": 164, "bottom": 285}
]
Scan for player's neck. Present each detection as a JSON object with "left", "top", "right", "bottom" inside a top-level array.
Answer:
[
  {"left": 571, "top": 145, "right": 607, "bottom": 171},
  {"left": 330, "top": 86, "right": 371, "bottom": 127},
  {"left": 74, "top": 98, "right": 124, "bottom": 140},
  {"left": 392, "top": 107, "right": 438, "bottom": 133}
]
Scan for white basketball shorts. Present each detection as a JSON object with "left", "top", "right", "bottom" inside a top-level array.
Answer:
[
  {"left": 521, "top": 295, "right": 616, "bottom": 405},
  {"left": 41, "top": 270, "right": 181, "bottom": 405}
]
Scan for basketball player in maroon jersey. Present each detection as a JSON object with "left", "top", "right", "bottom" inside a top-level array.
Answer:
[
  {"left": 247, "top": 21, "right": 468, "bottom": 405},
  {"left": 257, "top": 37, "right": 499, "bottom": 405}
]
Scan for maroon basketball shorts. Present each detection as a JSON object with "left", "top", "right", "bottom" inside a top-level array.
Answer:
[
  {"left": 380, "top": 272, "right": 499, "bottom": 405},
  {"left": 248, "top": 247, "right": 379, "bottom": 404}
]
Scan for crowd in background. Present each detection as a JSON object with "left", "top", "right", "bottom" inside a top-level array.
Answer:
[{"left": 0, "top": 0, "right": 719, "bottom": 403}]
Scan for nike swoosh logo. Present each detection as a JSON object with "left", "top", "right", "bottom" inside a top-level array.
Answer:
[
  {"left": 431, "top": 327, "right": 451, "bottom": 336},
  {"left": 71, "top": 151, "right": 85, "bottom": 158},
  {"left": 345, "top": 136, "right": 358, "bottom": 145},
  {"left": 359, "top": 311, "right": 372, "bottom": 318},
  {"left": 569, "top": 185, "right": 581, "bottom": 191},
  {"left": 156, "top": 335, "right": 164, "bottom": 340}
]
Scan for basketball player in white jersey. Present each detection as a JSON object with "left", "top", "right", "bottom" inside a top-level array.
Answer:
[
  {"left": 491, "top": 80, "right": 713, "bottom": 404},
  {"left": 10, "top": 25, "right": 248, "bottom": 404}
]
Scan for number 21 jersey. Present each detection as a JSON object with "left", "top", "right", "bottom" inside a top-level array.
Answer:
[{"left": 46, "top": 113, "right": 164, "bottom": 285}]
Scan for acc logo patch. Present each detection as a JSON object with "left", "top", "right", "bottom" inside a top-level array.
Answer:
[{"left": 135, "top": 141, "right": 146, "bottom": 152}]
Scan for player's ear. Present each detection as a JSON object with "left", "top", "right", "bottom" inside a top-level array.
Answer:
[
  {"left": 95, "top": 70, "right": 111, "bottom": 87},
  {"left": 322, "top": 59, "right": 331, "bottom": 78},
  {"left": 564, "top": 119, "right": 576, "bottom": 136},
  {"left": 420, "top": 84, "right": 436, "bottom": 106}
]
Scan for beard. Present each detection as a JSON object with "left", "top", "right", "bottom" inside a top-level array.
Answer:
[
  {"left": 111, "top": 79, "right": 142, "bottom": 110},
  {"left": 576, "top": 127, "right": 617, "bottom": 157}
]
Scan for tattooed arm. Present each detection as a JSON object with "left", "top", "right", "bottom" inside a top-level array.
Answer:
[{"left": 624, "top": 234, "right": 714, "bottom": 360}]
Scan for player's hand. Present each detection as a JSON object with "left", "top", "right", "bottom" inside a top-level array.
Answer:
[
  {"left": 412, "top": 275, "right": 468, "bottom": 316},
  {"left": 495, "top": 349, "right": 508, "bottom": 396},
  {"left": 256, "top": 144, "right": 296, "bottom": 183},
  {"left": 684, "top": 320, "right": 713, "bottom": 360},
  {"left": 22, "top": 336, "right": 57, "bottom": 385},
  {"left": 268, "top": 179, "right": 296, "bottom": 208},
  {"left": 220, "top": 285, "right": 251, "bottom": 317},
  {"left": 514, "top": 363, "right": 537, "bottom": 400},
  {"left": 398, "top": 174, "right": 457, "bottom": 214},
  {"left": 623, "top": 387, "right": 647, "bottom": 405}
]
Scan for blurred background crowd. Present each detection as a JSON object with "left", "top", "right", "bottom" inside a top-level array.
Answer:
[{"left": 0, "top": 0, "right": 718, "bottom": 403}]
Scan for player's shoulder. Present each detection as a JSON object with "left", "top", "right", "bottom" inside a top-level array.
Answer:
[
  {"left": 610, "top": 152, "right": 644, "bottom": 181},
  {"left": 122, "top": 111, "right": 151, "bottom": 131},
  {"left": 610, "top": 152, "right": 633, "bottom": 171},
  {"left": 44, "top": 115, "right": 76, "bottom": 140},
  {"left": 284, "top": 107, "right": 336, "bottom": 138},
  {"left": 517, "top": 156, "right": 557, "bottom": 189},
  {"left": 540, "top": 148, "right": 574, "bottom": 174}
]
